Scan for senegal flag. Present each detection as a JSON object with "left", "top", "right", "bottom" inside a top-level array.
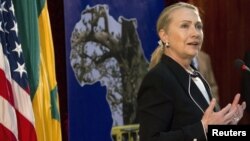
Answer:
[{"left": 13, "top": 0, "right": 62, "bottom": 141}]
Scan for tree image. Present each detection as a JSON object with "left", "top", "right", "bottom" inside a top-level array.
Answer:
[{"left": 70, "top": 4, "right": 148, "bottom": 126}]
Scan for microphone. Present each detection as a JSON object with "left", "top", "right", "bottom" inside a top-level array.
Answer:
[{"left": 234, "top": 59, "right": 250, "bottom": 72}]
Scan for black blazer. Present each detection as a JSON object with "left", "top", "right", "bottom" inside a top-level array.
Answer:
[{"left": 137, "top": 55, "right": 214, "bottom": 141}]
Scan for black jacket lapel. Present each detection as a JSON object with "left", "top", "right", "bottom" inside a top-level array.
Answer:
[{"left": 161, "top": 55, "right": 210, "bottom": 112}]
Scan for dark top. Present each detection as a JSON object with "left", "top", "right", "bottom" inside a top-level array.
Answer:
[{"left": 137, "top": 55, "right": 214, "bottom": 141}]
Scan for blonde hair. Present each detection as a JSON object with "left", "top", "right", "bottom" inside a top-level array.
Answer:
[{"left": 149, "top": 2, "right": 199, "bottom": 69}]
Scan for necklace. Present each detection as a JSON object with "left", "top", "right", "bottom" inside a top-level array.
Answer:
[{"left": 186, "top": 68, "right": 199, "bottom": 77}]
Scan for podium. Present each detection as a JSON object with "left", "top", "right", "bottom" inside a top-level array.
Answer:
[{"left": 111, "top": 124, "right": 139, "bottom": 141}]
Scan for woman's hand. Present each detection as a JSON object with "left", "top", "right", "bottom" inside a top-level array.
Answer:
[
  {"left": 201, "top": 93, "right": 246, "bottom": 131},
  {"left": 228, "top": 94, "right": 246, "bottom": 125},
  {"left": 201, "top": 98, "right": 235, "bottom": 132},
  {"left": 201, "top": 93, "right": 246, "bottom": 132}
]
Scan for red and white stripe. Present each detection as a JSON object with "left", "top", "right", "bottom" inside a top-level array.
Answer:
[{"left": 0, "top": 43, "right": 37, "bottom": 141}]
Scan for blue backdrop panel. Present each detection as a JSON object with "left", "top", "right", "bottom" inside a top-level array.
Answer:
[{"left": 64, "top": 0, "right": 164, "bottom": 140}]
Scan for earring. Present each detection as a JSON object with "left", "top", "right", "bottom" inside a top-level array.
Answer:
[{"left": 165, "top": 42, "right": 169, "bottom": 48}]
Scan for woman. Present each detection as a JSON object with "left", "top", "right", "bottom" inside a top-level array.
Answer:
[{"left": 137, "top": 2, "right": 246, "bottom": 141}]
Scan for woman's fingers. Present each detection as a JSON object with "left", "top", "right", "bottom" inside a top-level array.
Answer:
[
  {"left": 207, "top": 98, "right": 216, "bottom": 112},
  {"left": 220, "top": 103, "right": 232, "bottom": 115},
  {"left": 241, "top": 101, "right": 247, "bottom": 110},
  {"left": 231, "top": 93, "right": 241, "bottom": 107}
]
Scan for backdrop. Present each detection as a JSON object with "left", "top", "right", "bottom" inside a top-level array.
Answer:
[{"left": 63, "top": 0, "right": 164, "bottom": 140}]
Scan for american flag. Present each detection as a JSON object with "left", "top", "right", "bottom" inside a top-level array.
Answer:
[{"left": 0, "top": 0, "right": 37, "bottom": 141}]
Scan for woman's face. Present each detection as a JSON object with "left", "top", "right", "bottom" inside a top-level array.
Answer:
[{"left": 164, "top": 7, "right": 203, "bottom": 60}]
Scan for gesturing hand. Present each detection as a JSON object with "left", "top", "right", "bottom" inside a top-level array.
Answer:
[
  {"left": 228, "top": 93, "right": 246, "bottom": 125},
  {"left": 201, "top": 94, "right": 246, "bottom": 132}
]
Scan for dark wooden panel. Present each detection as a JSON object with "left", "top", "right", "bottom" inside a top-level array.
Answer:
[{"left": 194, "top": 0, "right": 250, "bottom": 124}]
